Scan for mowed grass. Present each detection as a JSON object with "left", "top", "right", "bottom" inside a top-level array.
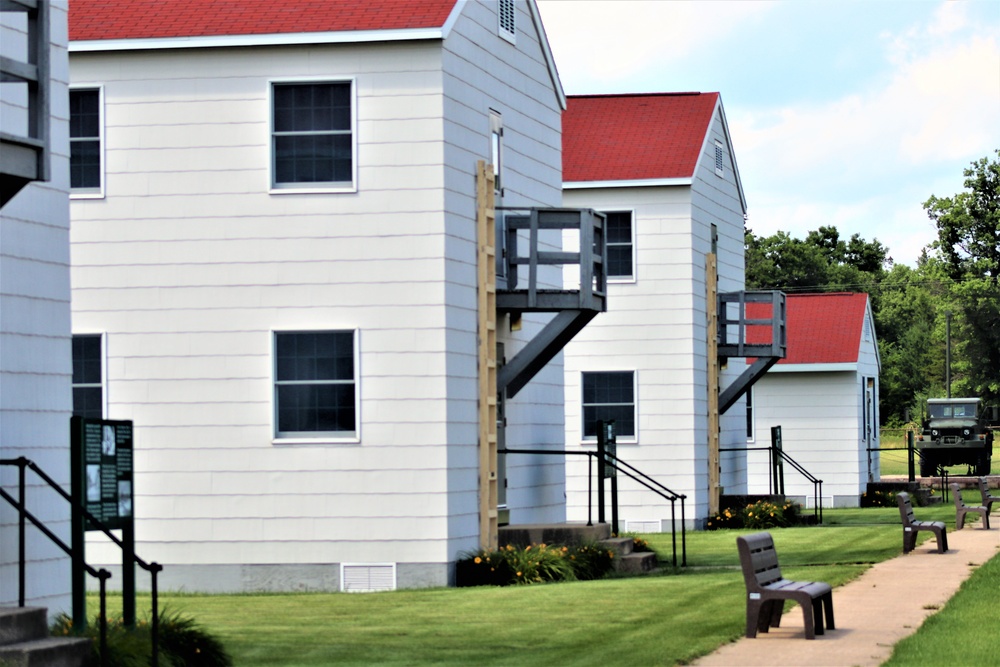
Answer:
[
  {"left": 882, "top": 545, "right": 1000, "bottom": 666},
  {"left": 90, "top": 517, "right": 921, "bottom": 667},
  {"left": 85, "top": 506, "right": 994, "bottom": 666},
  {"left": 98, "top": 565, "right": 864, "bottom": 667}
]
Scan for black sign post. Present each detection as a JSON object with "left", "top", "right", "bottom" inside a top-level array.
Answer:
[
  {"left": 596, "top": 420, "right": 618, "bottom": 534},
  {"left": 70, "top": 417, "right": 135, "bottom": 628},
  {"left": 770, "top": 425, "right": 785, "bottom": 496}
]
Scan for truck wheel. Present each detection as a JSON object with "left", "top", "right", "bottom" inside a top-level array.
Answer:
[
  {"left": 920, "top": 455, "right": 937, "bottom": 478},
  {"left": 976, "top": 453, "right": 991, "bottom": 476}
]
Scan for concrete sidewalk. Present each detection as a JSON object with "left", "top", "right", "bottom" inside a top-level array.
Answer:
[{"left": 692, "top": 522, "right": 1000, "bottom": 667}]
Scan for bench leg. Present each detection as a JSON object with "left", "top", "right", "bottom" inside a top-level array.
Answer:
[
  {"left": 745, "top": 599, "right": 764, "bottom": 638},
  {"left": 800, "top": 598, "right": 816, "bottom": 640},
  {"left": 937, "top": 527, "right": 948, "bottom": 552},
  {"left": 902, "top": 529, "right": 916, "bottom": 554},
  {"left": 822, "top": 592, "right": 835, "bottom": 630},
  {"left": 811, "top": 597, "right": 825, "bottom": 636},
  {"left": 957, "top": 510, "right": 966, "bottom": 530},
  {"left": 767, "top": 599, "right": 783, "bottom": 629},
  {"left": 984, "top": 512, "right": 991, "bottom": 530}
]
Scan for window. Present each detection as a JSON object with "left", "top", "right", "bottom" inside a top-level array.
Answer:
[
  {"left": 272, "top": 82, "right": 354, "bottom": 190},
  {"left": 604, "top": 211, "right": 634, "bottom": 280},
  {"left": 582, "top": 371, "right": 635, "bottom": 440},
  {"left": 274, "top": 331, "right": 358, "bottom": 439},
  {"left": 498, "top": 0, "right": 516, "bottom": 43},
  {"left": 745, "top": 386, "right": 754, "bottom": 442},
  {"left": 70, "top": 88, "right": 102, "bottom": 194},
  {"left": 72, "top": 334, "right": 103, "bottom": 419}
]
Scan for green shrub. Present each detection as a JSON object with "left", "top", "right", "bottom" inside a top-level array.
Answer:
[
  {"left": 706, "top": 499, "right": 802, "bottom": 530},
  {"left": 52, "top": 607, "right": 232, "bottom": 667},
  {"left": 456, "top": 540, "right": 616, "bottom": 586},
  {"left": 860, "top": 489, "right": 899, "bottom": 507},
  {"left": 566, "top": 542, "right": 617, "bottom": 581}
]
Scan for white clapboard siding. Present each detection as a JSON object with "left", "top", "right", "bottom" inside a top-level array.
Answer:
[
  {"left": 74, "top": 1, "right": 566, "bottom": 590},
  {"left": 0, "top": 3, "right": 73, "bottom": 616},
  {"left": 562, "top": 102, "right": 748, "bottom": 529}
]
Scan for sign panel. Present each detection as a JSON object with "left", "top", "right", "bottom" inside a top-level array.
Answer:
[{"left": 71, "top": 417, "right": 133, "bottom": 531}]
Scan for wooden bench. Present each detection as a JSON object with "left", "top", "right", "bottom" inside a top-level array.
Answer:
[
  {"left": 977, "top": 477, "right": 999, "bottom": 514},
  {"left": 950, "top": 482, "right": 991, "bottom": 530},
  {"left": 736, "top": 532, "right": 835, "bottom": 640},
  {"left": 897, "top": 491, "right": 948, "bottom": 553}
]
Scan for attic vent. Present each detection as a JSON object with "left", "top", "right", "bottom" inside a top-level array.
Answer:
[
  {"left": 498, "top": 0, "right": 516, "bottom": 42},
  {"left": 715, "top": 140, "right": 724, "bottom": 177},
  {"left": 341, "top": 563, "right": 396, "bottom": 593},
  {"left": 863, "top": 315, "right": 872, "bottom": 342}
]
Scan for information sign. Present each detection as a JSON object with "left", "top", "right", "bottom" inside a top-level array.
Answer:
[{"left": 71, "top": 417, "right": 133, "bottom": 531}]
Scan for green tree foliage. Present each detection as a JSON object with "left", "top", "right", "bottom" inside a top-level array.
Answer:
[
  {"left": 745, "top": 226, "right": 888, "bottom": 292},
  {"left": 924, "top": 151, "right": 1000, "bottom": 402},
  {"left": 874, "top": 261, "right": 950, "bottom": 424},
  {"left": 745, "top": 225, "right": 927, "bottom": 425}
]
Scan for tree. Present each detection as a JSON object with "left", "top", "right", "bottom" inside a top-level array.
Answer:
[
  {"left": 745, "top": 226, "right": 888, "bottom": 292},
  {"left": 872, "top": 261, "right": 950, "bottom": 424},
  {"left": 924, "top": 150, "right": 1000, "bottom": 402}
]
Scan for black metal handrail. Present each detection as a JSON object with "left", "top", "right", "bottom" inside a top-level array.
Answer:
[
  {"left": 499, "top": 448, "right": 687, "bottom": 567},
  {"left": 724, "top": 445, "right": 824, "bottom": 523},
  {"left": 1, "top": 456, "right": 163, "bottom": 666}
]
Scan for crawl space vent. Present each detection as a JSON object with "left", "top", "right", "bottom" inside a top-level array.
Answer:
[{"left": 341, "top": 563, "right": 396, "bottom": 593}]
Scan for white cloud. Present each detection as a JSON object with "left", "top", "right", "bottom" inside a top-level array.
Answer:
[
  {"left": 733, "top": 2, "right": 999, "bottom": 263},
  {"left": 536, "top": 0, "right": 773, "bottom": 88}
]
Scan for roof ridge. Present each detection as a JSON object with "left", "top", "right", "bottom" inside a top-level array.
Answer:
[{"left": 567, "top": 91, "right": 711, "bottom": 100}]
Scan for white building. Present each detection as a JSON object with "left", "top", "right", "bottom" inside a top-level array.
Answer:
[
  {"left": 560, "top": 93, "right": 753, "bottom": 530},
  {"left": 68, "top": 0, "right": 591, "bottom": 592},
  {"left": 1, "top": 0, "right": 73, "bottom": 614},
  {"left": 748, "top": 292, "right": 881, "bottom": 508}
]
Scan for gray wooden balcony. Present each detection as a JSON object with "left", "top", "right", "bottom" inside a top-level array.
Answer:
[
  {"left": 495, "top": 207, "right": 607, "bottom": 398},
  {"left": 718, "top": 290, "right": 787, "bottom": 413},
  {"left": 1, "top": 0, "right": 50, "bottom": 208}
]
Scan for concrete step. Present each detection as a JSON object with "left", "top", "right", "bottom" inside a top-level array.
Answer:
[
  {"left": 0, "top": 636, "right": 92, "bottom": 667},
  {"left": 0, "top": 607, "right": 90, "bottom": 667},
  {"left": 600, "top": 536, "right": 635, "bottom": 556},
  {"left": 614, "top": 551, "right": 659, "bottom": 574},
  {"left": 0, "top": 607, "right": 48, "bottom": 646},
  {"left": 499, "top": 522, "right": 612, "bottom": 548}
]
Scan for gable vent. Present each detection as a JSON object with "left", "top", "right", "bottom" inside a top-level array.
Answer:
[
  {"left": 715, "top": 140, "right": 725, "bottom": 177},
  {"left": 499, "top": 0, "right": 516, "bottom": 42},
  {"left": 863, "top": 315, "right": 872, "bottom": 342},
  {"left": 341, "top": 563, "right": 396, "bottom": 593}
]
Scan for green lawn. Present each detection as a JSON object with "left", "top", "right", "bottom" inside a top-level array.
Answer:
[{"left": 85, "top": 505, "right": 994, "bottom": 667}]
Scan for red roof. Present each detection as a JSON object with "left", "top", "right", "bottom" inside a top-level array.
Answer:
[
  {"left": 750, "top": 293, "right": 870, "bottom": 365},
  {"left": 69, "top": 0, "right": 459, "bottom": 42},
  {"left": 562, "top": 93, "right": 719, "bottom": 183}
]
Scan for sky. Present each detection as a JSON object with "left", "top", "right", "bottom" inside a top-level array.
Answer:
[{"left": 535, "top": 0, "right": 1000, "bottom": 267}]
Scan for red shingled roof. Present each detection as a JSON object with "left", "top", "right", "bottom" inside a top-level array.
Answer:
[
  {"left": 562, "top": 93, "right": 719, "bottom": 183},
  {"left": 749, "top": 293, "right": 870, "bottom": 365},
  {"left": 69, "top": 0, "right": 459, "bottom": 42}
]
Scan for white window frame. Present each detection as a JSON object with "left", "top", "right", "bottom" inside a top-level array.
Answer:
[
  {"left": 603, "top": 209, "right": 637, "bottom": 283},
  {"left": 272, "top": 329, "right": 361, "bottom": 444},
  {"left": 498, "top": 0, "right": 516, "bottom": 44},
  {"left": 580, "top": 370, "right": 638, "bottom": 444},
  {"left": 69, "top": 86, "right": 105, "bottom": 199},
  {"left": 72, "top": 332, "right": 106, "bottom": 419},
  {"left": 269, "top": 78, "right": 358, "bottom": 194}
]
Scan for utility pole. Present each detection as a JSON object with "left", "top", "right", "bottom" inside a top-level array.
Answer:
[{"left": 945, "top": 311, "right": 951, "bottom": 399}]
